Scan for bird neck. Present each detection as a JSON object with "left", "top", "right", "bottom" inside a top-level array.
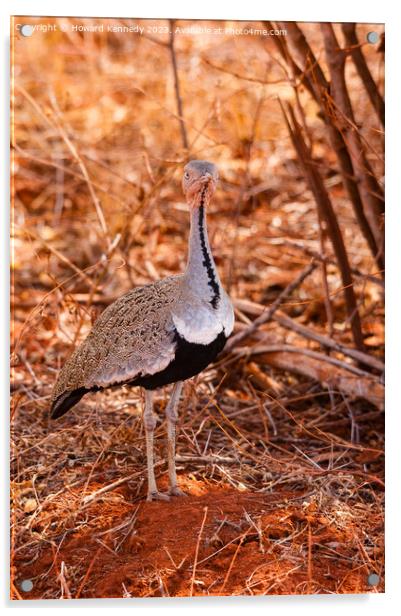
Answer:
[{"left": 185, "top": 193, "right": 221, "bottom": 308}]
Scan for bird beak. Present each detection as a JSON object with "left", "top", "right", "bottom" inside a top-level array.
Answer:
[
  {"left": 185, "top": 172, "right": 217, "bottom": 205},
  {"left": 200, "top": 173, "right": 216, "bottom": 190}
]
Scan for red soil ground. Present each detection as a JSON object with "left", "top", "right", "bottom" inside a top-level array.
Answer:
[{"left": 12, "top": 474, "right": 383, "bottom": 599}]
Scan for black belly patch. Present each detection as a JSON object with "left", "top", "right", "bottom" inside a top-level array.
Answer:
[
  {"left": 129, "top": 329, "right": 227, "bottom": 390},
  {"left": 51, "top": 329, "right": 226, "bottom": 419}
]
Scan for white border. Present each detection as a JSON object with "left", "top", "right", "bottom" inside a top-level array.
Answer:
[{"left": 2, "top": 0, "right": 400, "bottom": 614}]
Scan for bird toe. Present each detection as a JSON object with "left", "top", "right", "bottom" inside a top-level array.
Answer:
[
  {"left": 169, "top": 486, "right": 188, "bottom": 497},
  {"left": 147, "top": 491, "right": 170, "bottom": 502}
]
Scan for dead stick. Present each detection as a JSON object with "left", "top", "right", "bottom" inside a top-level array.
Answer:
[
  {"left": 50, "top": 109, "right": 109, "bottom": 243},
  {"left": 75, "top": 547, "right": 102, "bottom": 599},
  {"left": 341, "top": 23, "right": 384, "bottom": 128},
  {"left": 224, "top": 260, "right": 317, "bottom": 353},
  {"left": 307, "top": 520, "right": 313, "bottom": 593},
  {"left": 320, "top": 24, "right": 384, "bottom": 237},
  {"left": 277, "top": 22, "right": 382, "bottom": 270},
  {"left": 190, "top": 506, "right": 208, "bottom": 597},
  {"left": 233, "top": 344, "right": 373, "bottom": 377},
  {"left": 81, "top": 460, "right": 164, "bottom": 506},
  {"left": 176, "top": 454, "right": 236, "bottom": 464},
  {"left": 58, "top": 561, "right": 72, "bottom": 600},
  {"left": 279, "top": 239, "right": 384, "bottom": 287},
  {"left": 19, "top": 226, "right": 97, "bottom": 290},
  {"left": 274, "top": 311, "right": 384, "bottom": 372},
  {"left": 250, "top": 351, "right": 384, "bottom": 409},
  {"left": 168, "top": 20, "right": 189, "bottom": 150},
  {"left": 221, "top": 528, "right": 250, "bottom": 592},
  {"left": 234, "top": 298, "right": 384, "bottom": 372},
  {"left": 281, "top": 101, "right": 365, "bottom": 351}
]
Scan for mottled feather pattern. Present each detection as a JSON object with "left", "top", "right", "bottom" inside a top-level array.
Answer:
[{"left": 51, "top": 276, "right": 183, "bottom": 405}]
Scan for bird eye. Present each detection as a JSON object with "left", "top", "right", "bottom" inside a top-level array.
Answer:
[{"left": 184, "top": 171, "right": 190, "bottom": 180}]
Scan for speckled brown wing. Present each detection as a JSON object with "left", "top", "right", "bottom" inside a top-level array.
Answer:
[{"left": 50, "top": 275, "right": 183, "bottom": 418}]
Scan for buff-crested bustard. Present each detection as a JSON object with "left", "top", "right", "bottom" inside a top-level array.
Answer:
[{"left": 50, "top": 160, "right": 234, "bottom": 501}]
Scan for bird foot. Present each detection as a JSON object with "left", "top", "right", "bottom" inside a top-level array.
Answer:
[
  {"left": 169, "top": 486, "right": 188, "bottom": 497},
  {"left": 147, "top": 491, "right": 170, "bottom": 502}
]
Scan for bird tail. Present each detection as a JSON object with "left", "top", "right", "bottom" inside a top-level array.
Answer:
[{"left": 50, "top": 387, "right": 89, "bottom": 419}]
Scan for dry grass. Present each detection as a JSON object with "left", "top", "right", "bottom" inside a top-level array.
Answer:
[{"left": 11, "top": 17, "right": 384, "bottom": 598}]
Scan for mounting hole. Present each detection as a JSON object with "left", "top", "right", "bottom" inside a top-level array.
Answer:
[
  {"left": 20, "top": 579, "right": 33, "bottom": 592},
  {"left": 367, "top": 31, "right": 379, "bottom": 44},
  {"left": 367, "top": 573, "right": 380, "bottom": 586},
  {"left": 20, "top": 25, "right": 33, "bottom": 37}
]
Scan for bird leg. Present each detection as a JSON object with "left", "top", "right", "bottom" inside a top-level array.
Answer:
[
  {"left": 143, "top": 389, "right": 170, "bottom": 501},
  {"left": 165, "top": 381, "right": 187, "bottom": 496}
]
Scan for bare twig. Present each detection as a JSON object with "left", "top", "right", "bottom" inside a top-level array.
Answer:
[
  {"left": 81, "top": 461, "right": 165, "bottom": 506},
  {"left": 47, "top": 92, "right": 110, "bottom": 244},
  {"left": 58, "top": 561, "right": 72, "bottom": 599},
  {"left": 234, "top": 298, "right": 384, "bottom": 372},
  {"left": 233, "top": 343, "right": 376, "bottom": 377},
  {"left": 75, "top": 548, "right": 102, "bottom": 598},
  {"left": 280, "top": 100, "right": 365, "bottom": 351},
  {"left": 220, "top": 527, "right": 250, "bottom": 591},
  {"left": 277, "top": 22, "right": 383, "bottom": 272},
  {"left": 320, "top": 24, "right": 384, "bottom": 253},
  {"left": 278, "top": 239, "right": 384, "bottom": 287},
  {"left": 190, "top": 506, "right": 208, "bottom": 597},
  {"left": 201, "top": 56, "right": 287, "bottom": 86},
  {"left": 224, "top": 260, "right": 317, "bottom": 353},
  {"left": 168, "top": 20, "right": 189, "bottom": 150},
  {"left": 243, "top": 348, "right": 384, "bottom": 409},
  {"left": 341, "top": 23, "right": 384, "bottom": 128},
  {"left": 18, "top": 226, "right": 97, "bottom": 290}
]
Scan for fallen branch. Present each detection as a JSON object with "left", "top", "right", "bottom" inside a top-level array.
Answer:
[
  {"left": 237, "top": 347, "right": 384, "bottom": 410},
  {"left": 233, "top": 344, "right": 373, "bottom": 377},
  {"left": 57, "top": 561, "right": 72, "bottom": 600},
  {"left": 275, "top": 312, "right": 383, "bottom": 373},
  {"left": 224, "top": 260, "right": 317, "bottom": 353},
  {"left": 234, "top": 298, "right": 384, "bottom": 373},
  {"left": 176, "top": 454, "right": 237, "bottom": 464},
  {"left": 81, "top": 460, "right": 163, "bottom": 506}
]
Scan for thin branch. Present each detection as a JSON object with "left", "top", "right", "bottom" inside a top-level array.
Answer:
[
  {"left": 190, "top": 506, "right": 208, "bottom": 597},
  {"left": 202, "top": 56, "right": 287, "bottom": 86},
  {"left": 278, "top": 238, "right": 384, "bottom": 287},
  {"left": 320, "top": 24, "right": 384, "bottom": 252},
  {"left": 241, "top": 348, "right": 384, "bottom": 409},
  {"left": 280, "top": 100, "right": 365, "bottom": 351},
  {"left": 168, "top": 20, "right": 189, "bottom": 150},
  {"left": 49, "top": 101, "right": 110, "bottom": 244},
  {"left": 224, "top": 260, "right": 318, "bottom": 353},
  {"left": 341, "top": 23, "right": 384, "bottom": 128},
  {"left": 233, "top": 344, "right": 374, "bottom": 377},
  {"left": 277, "top": 22, "right": 383, "bottom": 273},
  {"left": 234, "top": 298, "right": 384, "bottom": 372},
  {"left": 75, "top": 548, "right": 102, "bottom": 599}
]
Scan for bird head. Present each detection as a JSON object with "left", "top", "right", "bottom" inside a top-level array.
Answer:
[{"left": 182, "top": 160, "right": 219, "bottom": 206}]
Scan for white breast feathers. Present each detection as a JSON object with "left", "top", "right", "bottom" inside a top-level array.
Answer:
[{"left": 172, "top": 290, "right": 234, "bottom": 345}]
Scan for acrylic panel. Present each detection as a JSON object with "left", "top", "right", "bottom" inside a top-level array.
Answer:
[{"left": 10, "top": 15, "right": 385, "bottom": 599}]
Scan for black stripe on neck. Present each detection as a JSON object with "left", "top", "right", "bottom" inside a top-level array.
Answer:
[{"left": 198, "top": 189, "right": 220, "bottom": 309}]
